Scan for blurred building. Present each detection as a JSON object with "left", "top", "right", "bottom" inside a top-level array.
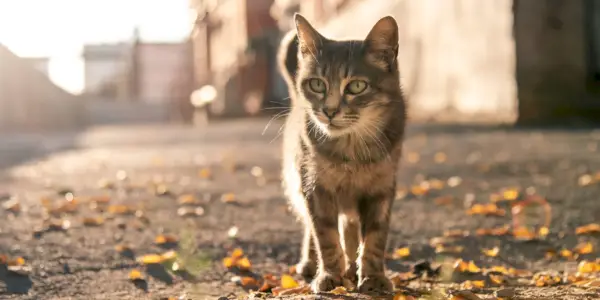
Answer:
[
  {"left": 82, "top": 43, "right": 133, "bottom": 101},
  {"left": 0, "top": 45, "right": 85, "bottom": 131},
  {"left": 21, "top": 57, "right": 50, "bottom": 77},
  {"left": 271, "top": 0, "right": 600, "bottom": 125},
  {"left": 189, "top": 0, "right": 279, "bottom": 117}
]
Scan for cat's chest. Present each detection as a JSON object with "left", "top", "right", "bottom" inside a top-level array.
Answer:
[{"left": 312, "top": 156, "right": 396, "bottom": 195}]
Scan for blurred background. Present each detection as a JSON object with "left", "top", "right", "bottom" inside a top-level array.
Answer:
[{"left": 1, "top": 0, "right": 600, "bottom": 133}]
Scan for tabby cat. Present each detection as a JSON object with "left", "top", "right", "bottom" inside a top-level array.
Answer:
[{"left": 278, "top": 14, "right": 406, "bottom": 293}]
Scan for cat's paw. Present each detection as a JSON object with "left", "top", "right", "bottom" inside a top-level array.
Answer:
[
  {"left": 311, "top": 272, "right": 343, "bottom": 293},
  {"left": 357, "top": 274, "right": 393, "bottom": 293},
  {"left": 343, "top": 262, "right": 358, "bottom": 288},
  {"left": 295, "top": 260, "right": 317, "bottom": 279}
]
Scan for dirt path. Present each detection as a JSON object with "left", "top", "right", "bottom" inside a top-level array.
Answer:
[{"left": 0, "top": 120, "right": 599, "bottom": 299}]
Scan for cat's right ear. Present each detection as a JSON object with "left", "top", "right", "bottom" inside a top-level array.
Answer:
[{"left": 294, "top": 13, "right": 323, "bottom": 56}]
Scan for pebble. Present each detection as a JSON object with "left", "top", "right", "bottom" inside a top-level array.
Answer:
[{"left": 495, "top": 288, "right": 515, "bottom": 298}]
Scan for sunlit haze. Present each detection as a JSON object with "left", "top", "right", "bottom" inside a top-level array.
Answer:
[{"left": 0, "top": 0, "right": 192, "bottom": 94}]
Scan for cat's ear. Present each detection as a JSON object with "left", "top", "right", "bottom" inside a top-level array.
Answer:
[
  {"left": 363, "top": 16, "right": 399, "bottom": 71},
  {"left": 294, "top": 13, "right": 324, "bottom": 56}
]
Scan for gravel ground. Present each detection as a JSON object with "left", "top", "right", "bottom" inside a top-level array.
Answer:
[{"left": 0, "top": 119, "right": 599, "bottom": 300}]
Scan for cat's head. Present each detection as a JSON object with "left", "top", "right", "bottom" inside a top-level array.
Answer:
[{"left": 293, "top": 14, "right": 402, "bottom": 137}]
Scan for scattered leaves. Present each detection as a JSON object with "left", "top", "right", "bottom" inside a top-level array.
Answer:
[
  {"left": 574, "top": 242, "right": 594, "bottom": 255},
  {"left": 578, "top": 260, "right": 600, "bottom": 273},
  {"left": 460, "top": 280, "right": 485, "bottom": 289},
  {"left": 476, "top": 225, "right": 510, "bottom": 236},
  {"left": 222, "top": 248, "right": 252, "bottom": 271},
  {"left": 129, "top": 269, "right": 143, "bottom": 281},
  {"left": 454, "top": 259, "right": 481, "bottom": 273},
  {"left": 532, "top": 272, "right": 561, "bottom": 287}
]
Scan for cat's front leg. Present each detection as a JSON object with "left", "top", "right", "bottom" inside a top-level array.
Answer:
[
  {"left": 357, "top": 192, "right": 394, "bottom": 293},
  {"left": 295, "top": 224, "right": 317, "bottom": 279},
  {"left": 307, "top": 185, "right": 345, "bottom": 293}
]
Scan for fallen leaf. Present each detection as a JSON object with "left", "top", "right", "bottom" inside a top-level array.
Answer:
[
  {"left": 577, "top": 260, "right": 600, "bottom": 273},
  {"left": 454, "top": 259, "right": 481, "bottom": 273},
  {"left": 161, "top": 250, "right": 177, "bottom": 261},
  {"left": 476, "top": 225, "right": 510, "bottom": 236},
  {"left": 533, "top": 273, "right": 561, "bottom": 287},
  {"left": 435, "top": 245, "right": 464, "bottom": 254},
  {"left": 559, "top": 249, "right": 575, "bottom": 259},
  {"left": 330, "top": 286, "right": 348, "bottom": 294},
  {"left": 129, "top": 269, "right": 143, "bottom": 280},
  {"left": 410, "top": 185, "right": 428, "bottom": 196},
  {"left": 272, "top": 285, "right": 311, "bottom": 296},
  {"left": 489, "top": 274, "right": 505, "bottom": 285},
  {"left": 7, "top": 257, "right": 25, "bottom": 266},
  {"left": 240, "top": 276, "right": 258, "bottom": 287},
  {"left": 108, "top": 205, "right": 135, "bottom": 215},
  {"left": 574, "top": 242, "right": 594, "bottom": 255},
  {"left": 513, "top": 226, "right": 537, "bottom": 240},
  {"left": 435, "top": 196, "right": 454, "bottom": 206},
  {"left": 82, "top": 216, "right": 104, "bottom": 226},
  {"left": 460, "top": 280, "right": 485, "bottom": 289},
  {"left": 236, "top": 257, "right": 252, "bottom": 271},
  {"left": 231, "top": 248, "right": 244, "bottom": 259},
  {"left": 487, "top": 265, "right": 510, "bottom": 275},
  {"left": 223, "top": 257, "right": 234, "bottom": 268},
  {"left": 137, "top": 254, "right": 163, "bottom": 264},
  {"left": 576, "top": 223, "right": 600, "bottom": 235},
  {"left": 115, "top": 244, "right": 132, "bottom": 253},
  {"left": 154, "top": 234, "right": 178, "bottom": 245},
  {"left": 502, "top": 188, "right": 520, "bottom": 201},
  {"left": 434, "top": 152, "right": 447, "bottom": 163},
  {"left": 280, "top": 274, "right": 299, "bottom": 289},
  {"left": 538, "top": 226, "right": 550, "bottom": 237},
  {"left": 467, "top": 203, "right": 505, "bottom": 216},
  {"left": 393, "top": 293, "right": 416, "bottom": 300},
  {"left": 444, "top": 229, "right": 469, "bottom": 238},
  {"left": 198, "top": 168, "right": 212, "bottom": 179},
  {"left": 482, "top": 247, "right": 499, "bottom": 257},
  {"left": 177, "top": 194, "right": 198, "bottom": 205},
  {"left": 221, "top": 193, "right": 237, "bottom": 203},
  {"left": 393, "top": 247, "right": 411, "bottom": 259}
]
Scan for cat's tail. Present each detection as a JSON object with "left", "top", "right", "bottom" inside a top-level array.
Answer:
[{"left": 277, "top": 29, "right": 299, "bottom": 90}]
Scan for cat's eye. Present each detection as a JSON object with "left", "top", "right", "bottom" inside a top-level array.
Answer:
[
  {"left": 307, "top": 78, "right": 326, "bottom": 93},
  {"left": 346, "top": 80, "right": 368, "bottom": 95}
]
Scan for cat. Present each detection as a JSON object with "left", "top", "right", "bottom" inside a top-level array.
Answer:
[{"left": 278, "top": 13, "right": 406, "bottom": 293}]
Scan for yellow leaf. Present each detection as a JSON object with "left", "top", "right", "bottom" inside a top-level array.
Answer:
[
  {"left": 7, "top": 257, "right": 25, "bottom": 266},
  {"left": 574, "top": 242, "right": 594, "bottom": 254},
  {"left": 161, "top": 250, "right": 177, "bottom": 261},
  {"left": 236, "top": 257, "right": 252, "bottom": 271},
  {"left": 198, "top": 168, "right": 212, "bottom": 179},
  {"left": 560, "top": 249, "right": 574, "bottom": 259},
  {"left": 538, "top": 226, "right": 549, "bottom": 237},
  {"left": 482, "top": 247, "right": 499, "bottom": 257},
  {"left": 129, "top": 269, "right": 143, "bottom": 280},
  {"left": 108, "top": 205, "right": 134, "bottom": 215},
  {"left": 393, "top": 247, "right": 411, "bottom": 259},
  {"left": 223, "top": 257, "right": 234, "bottom": 268},
  {"left": 513, "top": 226, "right": 536, "bottom": 240},
  {"left": 154, "top": 234, "right": 178, "bottom": 245},
  {"left": 436, "top": 245, "right": 464, "bottom": 254},
  {"left": 394, "top": 294, "right": 416, "bottom": 300},
  {"left": 137, "top": 254, "right": 163, "bottom": 264},
  {"left": 461, "top": 280, "right": 485, "bottom": 289},
  {"left": 502, "top": 188, "right": 519, "bottom": 201},
  {"left": 221, "top": 193, "right": 237, "bottom": 203},
  {"left": 177, "top": 194, "right": 197, "bottom": 205},
  {"left": 330, "top": 286, "right": 348, "bottom": 294},
  {"left": 576, "top": 223, "right": 600, "bottom": 235},
  {"left": 489, "top": 274, "right": 504, "bottom": 285},
  {"left": 280, "top": 274, "right": 299, "bottom": 289},
  {"left": 454, "top": 259, "right": 481, "bottom": 273},
  {"left": 231, "top": 248, "right": 244, "bottom": 259},
  {"left": 467, "top": 203, "right": 505, "bottom": 216},
  {"left": 577, "top": 260, "right": 600, "bottom": 273},
  {"left": 410, "top": 185, "right": 428, "bottom": 196}
]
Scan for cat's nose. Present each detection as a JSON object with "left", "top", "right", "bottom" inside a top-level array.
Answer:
[{"left": 322, "top": 107, "right": 339, "bottom": 120}]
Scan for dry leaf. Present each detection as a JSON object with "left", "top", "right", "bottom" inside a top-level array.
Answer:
[
  {"left": 129, "top": 269, "right": 143, "bottom": 280},
  {"left": 576, "top": 223, "right": 600, "bottom": 235},
  {"left": 574, "top": 242, "right": 594, "bottom": 255},
  {"left": 161, "top": 250, "right": 177, "bottom": 261},
  {"left": 435, "top": 245, "right": 464, "bottom": 254},
  {"left": 137, "top": 254, "right": 163, "bottom": 264},
  {"left": 434, "top": 152, "right": 447, "bottom": 163},
  {"left": 108, "top": 205, "right": 135, "bottom": 215},
  {"left": 280, "top": 274, "right": 299, "bottom": 289},
  {"left": 198, "top": 168, "right": 212, "bottom": 179},
  {"left": 240, "top": 276, "right": 258, "bottom": 287},
  {"left": 223, "top": 257, "right": 234, "bottom": 268},
  {"left": 533, "top": 273, "right": 561, "bottom": 287},
  {"left": 476, "top": 225, "right": 510, "bottom": 236},
  {"left": 177, "top": 194, "right": 198, "bottom": 205},
  {"left": 393, "top": 247, "right": 411, "bottom": 259},
  {"left": 559, "top": 249, "right": 574, "bottom": 259},
  {"left": 467, "top": 203, "right": 506, "bottom": 216},
  {"left": 330, "top": 286, "right": 348, "bottom": 294},
  {"left": 454, "top": 259, "right": 481, "bottom": 273},
  {"left": 434, "top": 196, "right": 453, "bottom": 206},
  {"left": 221, "top": 193, "right": 237, "bottom": 203},
  {"left": 154, "top": 234, "right": 178, "bottom": 245},
  {"left": 236, "top": 257, "right": 252, "bottom": 271},
  {"left": 460, "top": 280, "right": 485, "bottom": 289},
  {"left": 489, "top": 274, "right": 505, "bottom": 285},
  {"left": 393, "top": 294, "right": 416, "bottom": 300},
  {"left": 82, "top": 216, "right": 104, "bottom": 226},
  {"left": 7, "top": 257, "right": 25, "bottom": 266},
  {"left": 410, "top": 185, "right": 428, "bottom": 196},
  {"left": 482, "top": 247, "right": 499, "bottom": 257},
  {"left": 231, "top": 248, "right": 244, "bottom": 259},
  {"left": 444, "top": 229, "right": 469, "bottom": 238},
  {"left": 272, "top": 285, "right": 311, "bottom": 296},
  {"left": 502, "top": 188, "right": 519, "bottom": 201},
  {"left": 577, "top": 260, "right": 600, "bottom": 273},
  {"left": 513, "top": 226, "right": 537, "bottom": 240},
  {"left": 115, "top": 244, "right": 132, "bottom": 253}
]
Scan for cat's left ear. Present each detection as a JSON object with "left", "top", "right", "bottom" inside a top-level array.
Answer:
[
  {"left": 363, "top": 16, "right": 399, "bottom": 71},
  {"left": 294, "top": 13, "right": 324, "bottom": 56}
]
